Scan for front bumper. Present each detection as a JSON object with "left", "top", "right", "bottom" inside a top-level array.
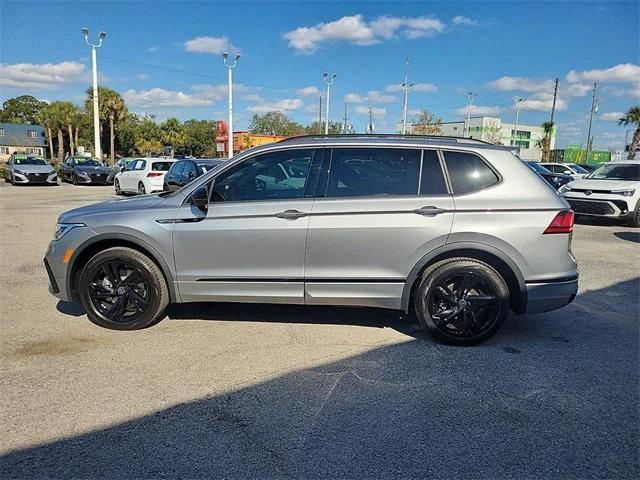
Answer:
[
  {"left": 524, "top": 274, "right": 578, "bottom": 314},
  {"left": 13, "top": 172, "right": 58, "bottom": 184},
  {"left": 44, "top": 226, "right": 98, "bottom": 302},
  {"left": 563, "top": 193, "right": 634, "bottom": 219},
  {"left": 75, "top": 172, "right": 111, "bottom": 185}
]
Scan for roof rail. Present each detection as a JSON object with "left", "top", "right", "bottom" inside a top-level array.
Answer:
[{"left": 276, "top": 133, "right": 494, "bottom": 146}]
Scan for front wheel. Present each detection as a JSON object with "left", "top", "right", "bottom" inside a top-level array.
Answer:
[
  {"left": 114, "top": 179, "right": 122, "bottom": 195},
  {"left": 78, "top": 247, "right": 169, "bottom": 330},
  {"left": 414, "top": 258, "right": 510, "bottom": 346},
  {"left": 72, "top": 173, "right": 78, "bottom": 185},
  {"left": 626, "top": 203, "right": 640, "bottom": 228}
]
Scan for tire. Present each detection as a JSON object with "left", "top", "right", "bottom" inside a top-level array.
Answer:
[
  {"left": 78, "top": 247, "right": 169, "bottom": 330},
  {"left": 72, "top": 173, "right": 78, "bottom": 186},
  {"left": 413, "top": 258, "right": 510, "bottom": 346},
  {"left": 114, "top": 179, "right": 122, "bottom": 195},
  {"left": 138, "top": 182, "right": 146, "bottom": 195},
  {"left": 10, "top": 174, "right": 15, "bottom": 186},
  {"left": 626, "top": 203, "right": 640, "bottom": 228}
]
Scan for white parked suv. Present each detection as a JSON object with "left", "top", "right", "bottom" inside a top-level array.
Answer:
[
  {"left": 540, "top": 162, "right": 590, "bottom": 180},
  {"left": 114, "top": 158, "right": 175, "bottom": 195},
  {"left": 561, "top": 161, "right": 640, "bottom": 227}
]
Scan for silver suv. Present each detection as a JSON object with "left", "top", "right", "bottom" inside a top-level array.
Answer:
[{"left": 44, "top": 135, "right": 578, "bottom": 345}]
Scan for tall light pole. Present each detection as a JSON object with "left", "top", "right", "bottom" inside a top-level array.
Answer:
[
  {"left": 82, "top": 28, "right": 106, "bottom": 159},
  {"left": 512, "top": 97, "right": 527, "bottom": 147},
  {"left": 585, "top": 82, "right": 598, "bottom": 163},
  {"left": 323, "top": 72, "right": 337, "bottom": 135},
  {"left": 464, "top": 92, "right": 477, "bottom": 138},
  {"left": 401, "top": 59, "right": 414, "bottom": 135},
  {"left": 223, "top": 52, "right": 240, "bottom": 159}
]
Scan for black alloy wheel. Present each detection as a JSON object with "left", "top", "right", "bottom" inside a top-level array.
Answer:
[
  {"left": 415, "top": 258, "right": 509, "bottom": 346},
  {"left": 79, "top": 247, "right": 169, "bottom": 330}
]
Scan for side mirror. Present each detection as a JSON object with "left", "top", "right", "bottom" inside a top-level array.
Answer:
[
  {"left": 191, "top": 185, "right": 209, "bottom": 211},
  {"left": 563, "top": 170, "right": 572, "bottom": 175},
  {"left": 119, "top": 166, "right": 125, "bottom": 173}
]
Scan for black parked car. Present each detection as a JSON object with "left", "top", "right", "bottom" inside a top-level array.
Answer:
[
  {"left": 579, "top": 163, "right": 601, "bottom": 173},
  {"left": 60, "top": 156, "right": 112, "bottom": 185},
  {"left": 163, "top": 158, "right": 224, "bottom": 191},
  {"left": 525, "top": 161, "right": 573, "bottom": 190}
]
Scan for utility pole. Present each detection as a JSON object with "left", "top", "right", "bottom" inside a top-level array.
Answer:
[
  {"left": 323, "top": 72, "right": 337, "bottom": 135},
  {"left": 223, "top": 52, "right": 240, "bottom": 159},
  {"left": 82, "top": 28, "right": 106, "bottom": 160},
  {"left": 366, "top": 107, "right": 374, "bottom": 134},
  {"left": 585, "top": 82, "right": 598, "bottom": 163},
  {"left": 465, "top": 92, "right": 477, "bottom": 137},
  {"left": 318, "top": 96, "right": 323, "bottom": 134},
  {"left": 512, "top": 97, "right": 527, "bottom": 147},
  {"left": 550, "top": 78, "right": 559, "bottom": 124},
  {"left": 342, "top": 102, "right": 349, "bottom": 133},
  {"left": 401, "top": 58, "right": 414, "bottom": 135}
]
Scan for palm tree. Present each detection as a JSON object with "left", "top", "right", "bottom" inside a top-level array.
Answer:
[
  {"left": 58, "top": 102, "right": 81, "bottom": 157},
  {"left": 104, "top": 94, "right": 127, "bottom": 164},
  {"left": 36, "top": 104, "right": 55, "bottom": 161},
  {"left": 618, "top": 106, "right": 640, "bottom": 160},
  {"left": 540, "top": 121, "right": 555, "bottom": 161}
]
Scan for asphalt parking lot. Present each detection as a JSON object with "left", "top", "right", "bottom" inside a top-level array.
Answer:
[{"left": 1, "top": 182, "right": 638, "bottom": 479}]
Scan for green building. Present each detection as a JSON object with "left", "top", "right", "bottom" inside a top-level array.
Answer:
[{"left": 550, "top": 145, "right": 611, "bottom": 164}]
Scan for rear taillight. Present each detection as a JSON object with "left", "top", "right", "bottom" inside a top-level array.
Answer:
[
  {"left": 544, "top": 210, "right": 574, "bottom": 234},
  {"left": 147, "top": 172, "right": 163, "bottom": 177}
]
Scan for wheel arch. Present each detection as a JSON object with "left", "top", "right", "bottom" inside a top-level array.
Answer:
[
  {"left": 402, "top": 241, "right": 527, "bottom": 314},
  {"left": 67, "top": 233, "right": 177, "bottom": 303}
]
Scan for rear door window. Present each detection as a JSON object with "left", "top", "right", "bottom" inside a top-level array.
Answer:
[
  {"left": 326, "top": 148, "right": 421, "bottom": 198},
  {"left": 152, "top": 162, "right": 173, "bottom": 171},
  {"left": 443, "top": 151, "right": 499, "bottom": 194}
]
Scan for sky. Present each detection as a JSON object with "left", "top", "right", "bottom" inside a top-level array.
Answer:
[{"left": 1, "top": 0, "right": 638, "bottom": 150}]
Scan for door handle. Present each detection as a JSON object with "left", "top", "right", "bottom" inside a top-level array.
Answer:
[
  {"left": 413, "top": 206, "right": 448, "bottom": 216},
  {"left": 275, "top": 209, "right": 308, "bottom": 220}
]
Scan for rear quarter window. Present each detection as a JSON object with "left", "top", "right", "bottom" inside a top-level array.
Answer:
[
  {"left": 152, "top": 162, "right": 173, "bottom": 171},
  {"left": 443, "top": 151, "right": 499, "bottom": 194}
]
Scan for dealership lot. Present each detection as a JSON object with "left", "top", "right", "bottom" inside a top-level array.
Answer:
[{"left": 1, "top": 183, "right": 638, "bottom": 478}]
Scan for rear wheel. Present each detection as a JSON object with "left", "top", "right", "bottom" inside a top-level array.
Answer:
[
  {"left": 414, "top": 258, "right": 510, "bottom": 346},
  {"left": 78, "top": 247, "right": 169, "bottom": 330},
  {"left": 138, "top": 182, "right": 146, "bottom": 195}
]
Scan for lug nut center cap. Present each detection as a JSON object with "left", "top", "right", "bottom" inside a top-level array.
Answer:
[{"left": 117, "top": 286, "right": 127, "bottom": 295}]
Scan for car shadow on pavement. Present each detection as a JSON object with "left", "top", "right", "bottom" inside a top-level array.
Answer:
[
  {"left": 614, "top": 231, "right": 640, "bottom": 243},
  {"left": 56, "top": 301, "right": 85, "bottom": 317},
  {"left": 168, "top": 302, "right": 426, "bottom": 339},
  {"left": 7, "top": 277, "right": 639, "bottom": 479}
]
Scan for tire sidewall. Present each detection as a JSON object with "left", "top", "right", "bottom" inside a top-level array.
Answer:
[
  {"left": 78, "top": 250, "right": 164, "bottom": 330},
  {"left": 415, "top": 260, "right": 510, "bottom": 346}
]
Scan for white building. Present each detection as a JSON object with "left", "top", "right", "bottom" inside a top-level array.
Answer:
[{"left": 399, "top": 116, "right": 556, "bottom": 161}]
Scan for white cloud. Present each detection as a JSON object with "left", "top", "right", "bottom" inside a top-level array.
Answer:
[
  {"left": 241, "top": 93, "right": 264, "bottom": 102},
  {"left": 355, "top": 105, "right": 386, "bottom": 117},
  {"left": 344, "top": 90, "right": 395, "bottom": 104},
  {"left": 283, "top": 14, "right": 444, "bottom": 54},
  {"left": 136, "top": 73, "right": 149, "bottom": 81},
  {"left": 520, "top": 93, "right": 568, "bottom": 112},
  {"left": 247, "top": 98, "right": 303, "bottom": 114},
  {"left": 454, "top": 105, "right": 502, "bottom": 116},
  {"left": 629, "top": 83, "right": 640, "bottom": 99},
  {"left": 147, "top": 46, "right": 159, "bottom": 53},
  {"left": 486, "top": 76, "right": 555, "bottom": 93},
  {"left": 122, "top": 83, "right": 234, "bottom": 108},
  {"left": 452, "top": 15, "right": 478, "bottom": 26},
  {"left": 566, "top": 63, "right": 640, "bottom": 83},
  {"left": 0, "top": 61, "right": 86, "bottom": 90},
  {"left": 599, "top": 112, "right": 623, "bottom": 122},
  {"left": 386, "top": 82, "right": 438, "bottom": 93},
  {"left": 184, "top": 36, "right": 235, "bottom": 55},
  {"left": 296, "top": 86, "right": 320, "bottom": 97}
]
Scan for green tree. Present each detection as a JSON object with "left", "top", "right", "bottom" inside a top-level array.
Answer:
[
  {"left": 539, "top": 121, "right": 555, "bottom": 161},
  {"left": 619, "top": 106, "right": 640, "bottom": 160},
  {"left": 160, "top": 118, "right": 186, "bottom": 153},
  {"left": 134, "top": 116, "right": 163, "bottom": 156},
  {"left": 0, "top": 95, "right": 47, "bottom": 124},
  {"left": 411, "top": 109, "right": 443, "bottom": 135},
  {"left": 104, "top": 93, "right": 128, "bottom": 164},
  {"left": 183, "top": 119, "right": 219, "bottom": 157},
  {"left": 249, "top": 111, "right": 304, "bottom": 136},
  {"left": 304, "top": 121, "right": 342, "bottom": 135},
  {"left": 116, "top": 114, "right": 140, "bottom": 157},
  {"left": 36, "top": 104, "right": 56, "bottom": 161},
  {"left": 85, "top": 86, "right": 127, "bottom": 161},
  {"left": 57, "top": 102, "right": 82, "bottom": 157}
]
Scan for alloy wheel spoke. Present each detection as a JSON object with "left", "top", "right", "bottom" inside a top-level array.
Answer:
[
  {"left": 459, "top": 272, "right": 478, "bottom": 296},
  {"left": 106, "top": 295, "right": 127, "bottom": 321},
  {"left": 128, "top": 290, "right": 148, "bottom": 311},
  {"left": 466, "top": 294, "right": 497, "bottom": 304},
  {"left": 434, "top": 284, "right": 456, "bottom": 304},
  {"left": 121, "top": 269, "right": 142, "bottom": 286},
  {"left": 103, "top": 263, "right": 121, "bottom": 288}
]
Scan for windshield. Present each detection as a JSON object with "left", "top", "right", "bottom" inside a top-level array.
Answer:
[
  {"left": 74, "top": 157, "right": 103, "bottom": 166},
  {"left": 565, "top": 163, "right": 590, "bottom": 174},
  {"left": 14, "top": 156, "right": 47, "bottom": 165},
  {"left": 526, "top": 162, "right": 551, "bottom": 174},
  {"left": 587, "top": 163, "right": 640, "bottom": 181},
  {"left": 198, "top": 161, "right": 223, "bottom": 173}
]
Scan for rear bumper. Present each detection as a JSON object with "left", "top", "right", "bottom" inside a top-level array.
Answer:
[{"left": 524, "top": 275, "right": 578, "bottom": 314}]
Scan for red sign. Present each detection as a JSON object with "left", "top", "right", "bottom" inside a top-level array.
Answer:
[{"left": 217, "top": 120, "right": 227, "bottom": 134}]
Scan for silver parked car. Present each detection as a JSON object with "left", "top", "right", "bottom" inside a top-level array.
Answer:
[
  {"left": 44, "top": 135, "right": 578, "bottom": 345},
  {"left": 4, "top": 153, "right": 58, "bottom": 185}
]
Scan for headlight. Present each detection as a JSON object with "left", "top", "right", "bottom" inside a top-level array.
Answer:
[
  {"left": 559, "top": 184, "right": 572, "bottom": 193},
  {"left": 54, "top": 223, "right": 85, "bottom": 240},
  {"left": 611, "top": 189, "right": 635, "bottom": 197},
  {"left": 14, "top": 169, "right": 25, "bottom": 175},
  {"left": 77, "top": 171, "right": 90, "bottom": 178}
]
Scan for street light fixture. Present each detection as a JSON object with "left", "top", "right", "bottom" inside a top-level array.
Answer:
[
  {"left": 512, "top": 97, "right": 527, "bottom": 147},
  {"left": 82, "top": 27, "right": 106, "bottom": 160},
  {"left": 223, "top": 52, "right": 240, "bottom": 158},
  {"left": 323, "top": 72, "right": 337, "bottom": 135}
]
